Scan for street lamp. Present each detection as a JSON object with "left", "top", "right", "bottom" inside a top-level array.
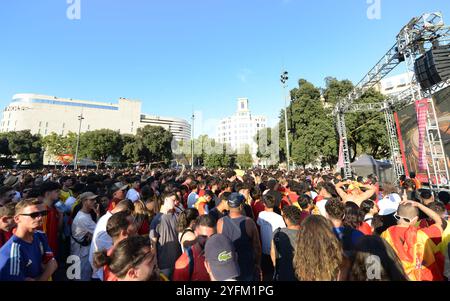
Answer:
[
  {"left": 74, "top": 112, "right": 84, "bottom": 170},
  {"left": 280, "top": 71, "right": 291, "bottom": 172}
]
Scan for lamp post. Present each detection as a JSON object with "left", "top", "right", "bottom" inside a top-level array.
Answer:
[
  {"left": 280, "top": 70, "right": 291, "bottom": 172},
  {"left": 74, "top": 112, "right": 84, "bottom": 170}
]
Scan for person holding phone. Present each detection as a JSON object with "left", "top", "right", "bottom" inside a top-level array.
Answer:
[{"left": 71, "top": 192, "right": 101, "bottom": 281}]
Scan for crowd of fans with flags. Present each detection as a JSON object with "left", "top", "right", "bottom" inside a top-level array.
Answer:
[{"left": 0, "top": 166, "right": 449, "bottom": 281}]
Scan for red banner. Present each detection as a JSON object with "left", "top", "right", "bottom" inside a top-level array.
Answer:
[{"left": 415, "top": 99, "right": 429, "bottom": 171}]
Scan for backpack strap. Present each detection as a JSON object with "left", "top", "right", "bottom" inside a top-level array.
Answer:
[
  {"left": 273, "top": 227, "right": 282, "bottom": 281},
  {"left": 286, "top": 194, "right": 293, "bottom": 206},
  {"left": 186, "top": 246, "right": 195, "bottom": 280},
  {"left": 180, "top": 228, "right": 194, "bottom": 244}
]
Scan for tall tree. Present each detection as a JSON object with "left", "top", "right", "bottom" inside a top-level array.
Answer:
[
  {"left": 42, "top": 132, "right": 78, "bottom": 158},
  {"left": 236, "top": 144, "right": 253, "bottom": 169},
  {"left": 7, "top": 130, "right": 43, "bottom": 166},
  {"left": 125, "top": 125, "right": 173, "bottom": 166},
  {"left": 79, "top": 129, "right": 122, "bottom": 167},
  {"left": 279, "top": 79, "right": 334, "bottom": 168}
]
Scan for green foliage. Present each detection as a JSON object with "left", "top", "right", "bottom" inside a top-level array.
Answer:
[
  {"left": 279, "top": 79, "right": 336, "bottom": 167},
  {"left": 7, "top": 130, "right": 43, "bottom": 166},
  {"left": 124, "top": 125, "right": 173, "bottom": 165},
  {"left": 236, "top": 145, "right": 253, "bottom": 169},
  {"left": 78, "top": 129, "right": 122, "bottom": 165},
  {"left": 42, "top": 132, "right": 77, "bottom": 157}
]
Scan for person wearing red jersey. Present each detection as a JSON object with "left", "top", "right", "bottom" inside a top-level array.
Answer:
[
  {"left": 381, "top": 197, "right": 445, "bottom": 281},
  {"left": 0, "top": 203, "right": 16, "bottom": 248},
  {"left": 173, "top": 215, "right": 216, "bottom": 281},
  {"left": 40, "top": 182, "right": 63, "bottom": 258}
]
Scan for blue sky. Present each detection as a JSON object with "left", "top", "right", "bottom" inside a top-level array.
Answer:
[{"left": 0, "top": 0, "right": 448, "bottom": 137}]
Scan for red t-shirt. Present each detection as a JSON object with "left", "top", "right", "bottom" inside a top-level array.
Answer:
[
  {"left": 358, "top": 222, "right": 373, "bottom": 235},
  {"left": 104, "top": 247, "right": 118, "bottom": 281},
  {"left": 251, "top": 200, "right": 265, "bottom": 221},
  {"left": 138, "top": 219, "right": 150, "bottom": 236},
  {"left": 42, "top": 206, "right": 60, "bottom": 256},
  {"left": 281, "top": 191, "right": 299, "bottom": 209},
  {"left": 313, "top": 195, "right": 324, "bottom": 204},
  {"left": 173, "top": 244, "right": 210, "bottom": 281},
  {"left": 0, "top": 229, "right": 13, "bottom": 249},
  {"left": 107, "top": 198, "right": 121, "bottom": 212}
]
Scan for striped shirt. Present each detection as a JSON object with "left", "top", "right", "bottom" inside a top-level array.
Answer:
[{"left": 0, "top": 231, "right": 54, "bottom": 281}]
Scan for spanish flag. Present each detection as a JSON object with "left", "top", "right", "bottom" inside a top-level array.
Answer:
[{"left": 381, "top": 225, "right": 443, "bottom": 281}]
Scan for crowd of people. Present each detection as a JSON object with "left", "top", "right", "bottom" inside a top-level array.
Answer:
[{"left": 0, "top": 166, "right": 449, "bottom": 281}]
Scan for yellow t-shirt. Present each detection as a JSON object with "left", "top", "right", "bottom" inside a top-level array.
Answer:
[{"left": 60, "top": 189, "right": 73, "bottom": 203}]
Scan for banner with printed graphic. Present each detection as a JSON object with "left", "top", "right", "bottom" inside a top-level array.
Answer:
[{"left": 415, "top": 99, "right": 429, "bottom": 171}]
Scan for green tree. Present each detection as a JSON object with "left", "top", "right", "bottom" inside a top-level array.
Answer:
[
  {"left": 322, "top": 78, "right": 389, "bottom": 162},
  {"left": 7, "top": 130, "right": 43, "bottom": 166},
  {"left": 279, "top": 79, "right": 334, "bottom": 168},
  {"left": 236, "top": 145, "right": 253, "bottom": 169},
  {"left": 0, "top": 133, "right": 14, "bottom": 167},
  {"left": 42, "top": 132, "right": 78, "bottom": 158},
  {"left": 79, "top": 129, "right": 122, "bottom": 168},
  {"left": 120, "top": 134, "right": 137, "bottom": 165},
  {"left": 125, "top": 125, "right": 173, "bottom": 166}
]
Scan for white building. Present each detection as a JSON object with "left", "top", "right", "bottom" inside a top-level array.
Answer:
[
  {"left": 0, "top": 93, "right": 190, "bottom": 141},
  {"left": 376, "top": 72, "right": 414, "bottom": 96},
  {"left": 216, "top": 98, "right": 267, "bottom": 159}
]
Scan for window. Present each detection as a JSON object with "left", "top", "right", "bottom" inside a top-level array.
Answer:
[
  {"left": 12, "top": 98, "right": 119, "bottom": 111},
  {"left": 45, "top": 122, "right": 48, "bottom": 127},
  {"left": 62, "top": 123, "right": 65, "bottom": 128},
  {"left": 39, "top": 121, "right": 42, "bottom": 127},
  {"left": 87, "top": 125, "right": 90, "bottom": 130},
  {"left": 241, "top": 102, "right": 245, "bottom": 109}
]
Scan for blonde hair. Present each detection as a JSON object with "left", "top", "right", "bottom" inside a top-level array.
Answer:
[
  {"left": 14, "top": 198, "right": 42, "bottom": 215},
  {"left": 293, "top": 215, "right": 343, "bottom": 281}
]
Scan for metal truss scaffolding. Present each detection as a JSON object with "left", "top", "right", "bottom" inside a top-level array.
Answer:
[{"left": 334, "top": 12, "right": 450, "bottom": 189}]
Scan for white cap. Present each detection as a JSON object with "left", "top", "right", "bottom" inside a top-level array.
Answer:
[{"left": 378, "top": 193, "right": 401, "bottom": 216}]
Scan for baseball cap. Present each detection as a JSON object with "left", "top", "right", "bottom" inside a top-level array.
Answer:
[
  {"left": 3, "top": 176, "right": 19, "bottom": 188},
  {"left": 378, "top": 193, "right": 401, "bottom": 216},
  {"left": 110, "top": 182, "right": 128, "bottom": 194},
  {"left": 204, "top": 234, "right": 240, "bottom": 281},
  {"left": 227, "top": 192, "right": 244, "bottom": 208},
  {"left": 79, "top": 192, "right": 98, "bottom": 201}
]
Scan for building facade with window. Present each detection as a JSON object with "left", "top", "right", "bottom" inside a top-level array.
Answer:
[
  {"left": 376, "top": 72, "right": 414, "bottom": 96},
  {"left": 216, "top": 98, "right": 267, "bottom": 160},
  {"left": 0, "top": 93, "right": 190, "bottom": 141}
]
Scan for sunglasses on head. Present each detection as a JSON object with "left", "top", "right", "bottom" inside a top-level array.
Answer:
[
  {"left": 394, "top": 213, "right": 412, "bottom": 223},
  {"left": 20, "top": 210, "right": 48, "bottom": 219}
]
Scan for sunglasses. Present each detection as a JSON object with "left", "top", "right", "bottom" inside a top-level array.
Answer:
[
  {"left": 20, "top": 210, "right": 48, "bottom": 219},
  {"left": 394, "top": 213, "right": 412, "bottom": 223}
]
